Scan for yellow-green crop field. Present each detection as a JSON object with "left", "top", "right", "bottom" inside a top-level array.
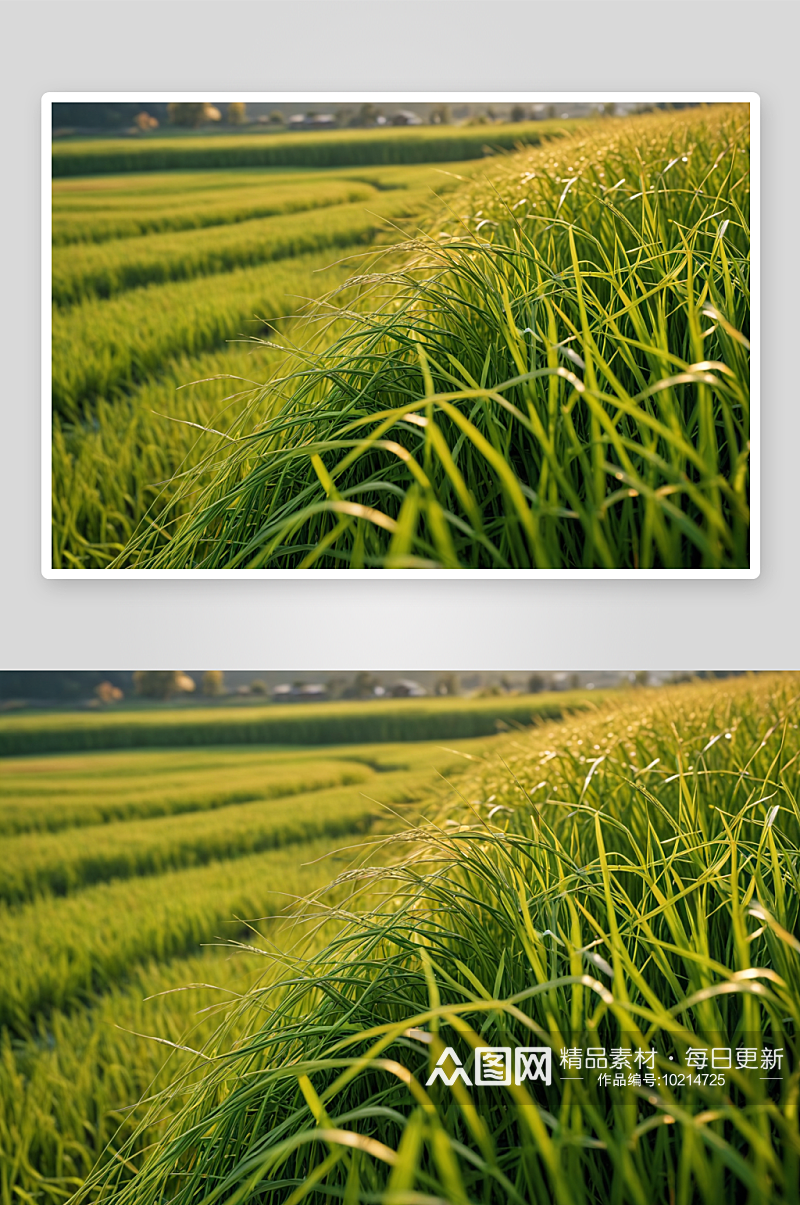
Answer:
[
  {"left": 0, "top": 720, "right": 507, "bottom": 1203},
  {"left": 6, "top": 676, "right": 800, "bottom": 1205},
  {"left": 50, "top": 155, "right": 491, "bottom": 569},
  {"left": 51, "top": 106, "right": 751, "bottom": 572}
]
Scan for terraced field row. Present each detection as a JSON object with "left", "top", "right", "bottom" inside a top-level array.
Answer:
[
  {"left": 53, "top": 185, "right": 445, "bottom": 306},
  {"left": 0, "top": 732, "right": 492, "bottom": 1035},
  {"left": 52, "top": 163, "right": 476, "bottom": 243},
  {"left": 53, "top": 246, "right": 360, "bottom": 419},
  {"left": 0, "top": 768, "right": 449, "bottom": 903}
]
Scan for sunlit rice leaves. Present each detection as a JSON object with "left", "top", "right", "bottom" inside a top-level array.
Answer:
[
  {"left": 51, "top": 342, "right": 287, "bottom": 569},
  {"left": 51, "top": 165, "right": 466, "bottom": 569},
  {"left": 51, "top": 247, "right": 360, "bottom": 422},
  {"left": 81, "top": 675, "right": 800, "bottom": 1205},
  {"left": 0, "top": 734, "right": 493, "bottom": 1204},
  {"left": 52, "top": 173, "right": 380, "bottom": 246},
  {"left": 123, "top": 105, "right": 750, "bottom": 571},
  {"left": 0, "top": 948, "right": 266, "bottom": 1205}
]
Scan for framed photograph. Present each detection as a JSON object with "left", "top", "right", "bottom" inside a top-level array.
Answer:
[{"left": 42, "top": 92, "right": 758, "bottom": 577}]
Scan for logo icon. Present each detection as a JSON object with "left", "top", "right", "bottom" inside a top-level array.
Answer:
[
  {"left": 516, "top": 1047, "right": 552, "bottom": 1086},
  {"left": 475, "top": 1047, "right": 511, "bottom": 1085},
  {"left": 425, "top": 1045, "right": 552, "bottom": 1087},
  {"left": 426, "top": 1047, "right": 472, "bottom": 1086}
]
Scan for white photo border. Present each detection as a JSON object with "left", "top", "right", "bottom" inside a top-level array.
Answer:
[{"left": 41, "top": 91, "right": 760, "bottom": 580}]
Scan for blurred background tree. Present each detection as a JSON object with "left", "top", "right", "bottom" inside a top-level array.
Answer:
[
  {"left": 94, "top": 681, "right": 123, "bottom": 704},
  {"left": 201, "top": 671, "right": 225, "bottom": 697},
  {"left": 435, "top": 673, "right": 460, "bottom": 696},
  {"left": 132, "top": 671, "right": 195, "bottom": 700},
  {"left": 167, "top": 103, "right": 221, "bottom": 129},
  {"left": 352, "top": 104, "right": 381, "bottom": 128},
  {"left": 429, "top": 104, "right": 451, "bottom": 125},
  {"left": 353, "top": 672, "right": 381, "bottom": 698},
  {"left": 133, "top": 112, "right": 159, "bottom": 132},
  {"left": 226, "top": 102, "right": 247, "bottom": 126}
]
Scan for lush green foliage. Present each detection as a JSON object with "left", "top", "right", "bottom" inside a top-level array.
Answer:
[
  {"left": 126, "top": 105, "right": 750, "bottom": 570},
  {"left": 52, "top": 247, "right": 353, "bottom": 421},
  {"left": 52, "top": 122, "right": 573, "bottom": 177},
  {"left": 83, "top": 675, "right": 800, "bottom": 1205},
  {"left": 51, "top": 343, "right": 286, "bottom": 568},
  {"left": 0, "top": 692, "right": 592, "bottom": 757},
  {"left": 52, "top": 175, "right": 377, "bottom": 246},
  {"left": 0, "top": 949, "right": 265, "bottom": 1204}
]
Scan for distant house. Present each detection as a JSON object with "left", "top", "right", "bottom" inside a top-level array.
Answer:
[
  {"left": 390, "top": 110, "right": 423, "bottom": 126},
  {"left": 389, "top": 679, "right": 427, "bottom": 698},
  {"left": 287, "top": 114, "right": 338, "bottom": 131},
  {"left": 272, "top": 682, "right": 329, "bottom": 702}
]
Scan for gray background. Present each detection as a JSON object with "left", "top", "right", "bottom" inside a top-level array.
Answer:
[{"left": 1, "top": 1, "right": 793, "bottom": 672}]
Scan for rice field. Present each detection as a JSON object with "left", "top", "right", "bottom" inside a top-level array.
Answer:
[
  {"left": 117, "top": 104, "right": 750, "bottom": 571},
  {"left": 70, "top": 673, "right": 800, "bottom": 1205},
  {"left": 50, "top": 155, "right": 487, "bottom": 568},
  {"left": 0, "top": 721, "right": 503, "bottom": 1203},
  {"left": 51, "top": 106, "right": 751, "bottom": 572},
  {"left": 51, "top": 165, "right": 475, "bottom": 246},
  {"left": 0, "top": 690, "right": 593, "bottom": 757},
  {"left": 51, "top": 122, "right": 573, "bottom": 178}
]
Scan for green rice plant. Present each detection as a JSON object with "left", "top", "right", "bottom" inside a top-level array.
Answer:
[
  {"left": 0, "top": 768, "right": 446, "bottom": 903},
  {"left": 0, "top": 691, "right": 594, "bottom": 758},
  {"left": 0, "top": 734, "right": 488, "bottom": 1204},
  {"left": 51, "top": 246, "right": 371, "bottom": 422},
  {"left": 52, "top": 189, "right": 442, "bottom": 306},
  {"left": 0, "top": 740, "right": 477, "bottom": 1204},
  {"left": 51, "top": 163, "right": 483, "bottom": 245},
  {"left": 51, "top": 122, "right": 574, "bottom": 178},
  {"left": 0, "top": 750, "right": 380, "bottom": 837},
  {"left": 0, "top": 737, "right": 494, "bottom": 836},
  {"left": 82, "top": 674, "right": 800, "bottom": 1205},
  {"left": 0, "top": 948, "right": 265, "bottom": 1205},
  {"left": 0, "top": 836, "right": 350, "bottom": 1035},
  {"left": 122, "top": 105, "right": 750, "bottom": 571},
  {"left": 51, "top": 342, "right": 287, "bottom": 569},
  {"left": 52, "top": 176, "right": 380, "bottom": 246}
]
